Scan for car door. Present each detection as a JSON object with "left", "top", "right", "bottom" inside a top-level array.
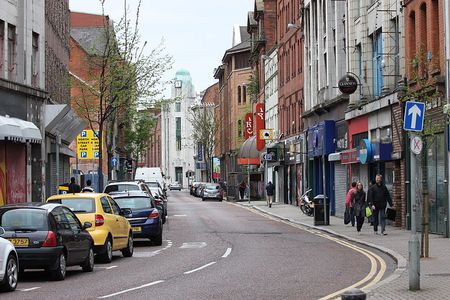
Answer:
[
  {"left": 100, "top": 196, "right": 121, "bottom": 249},
  {"left": 51, "top": 207, "right": 76, "bottom": 265},
  {"left": 108, "top": 197, "right": 129, "bottom": 247},
  {"left": 62, "top": 207, "right": 89, "bottom": 264}
]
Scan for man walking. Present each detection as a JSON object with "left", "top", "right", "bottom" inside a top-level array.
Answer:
[
  {"left": 367, "top": 174, "right": 393, "bottom": 235},
  {"left": 266, "top": 181, "right": 274, "bottom": 208}
]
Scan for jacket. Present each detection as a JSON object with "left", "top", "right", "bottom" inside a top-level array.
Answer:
[
  {"left": 352, "top": 190, "right": 366, "bottom": 217},
  {"left": 266, "top": 183, "right": 274, "bottom": 196},
  {"left": 367, "top": 183, "right": 392, "bottom": 209},
  {"left": 345, "top": 188, "right": 356, "bottom": 208}
]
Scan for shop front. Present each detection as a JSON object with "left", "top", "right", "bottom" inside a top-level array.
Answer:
[
  {"left": 285, "top": 137, "right": 303, "bottom": 206},
  {"left": 266, "top": 142, "right": 285, "bottom": 203},
  {"left": 330, "top": 121, "right": 349, "bottom": 217}
]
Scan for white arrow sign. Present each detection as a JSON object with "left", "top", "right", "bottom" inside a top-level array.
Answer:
[{"left": 408, "top": 104, "right": 422, "bottom": 129}]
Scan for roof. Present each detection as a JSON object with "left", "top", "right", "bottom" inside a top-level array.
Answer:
[
  {"left": 71, "top": 27, "right": 108, "bottom": 56},
  {"left": 247, "top": 12, "right": 257, "bottom": 27},
  {"left": 109, "top": 191, "right": 150, "bottom": 198},
  {"left": 47, "top": 193, "right": 106, "bottom": 200},
  {"left": 0, "top": 202, "right": 62, "bottom": 211}
]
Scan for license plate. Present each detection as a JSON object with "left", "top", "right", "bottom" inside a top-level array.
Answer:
[
  {"left": 8, "top": 238, "right": 29, "bottom": 247},
  {"left": 132, "top": 227, "right": 142, "bottom": 233}
]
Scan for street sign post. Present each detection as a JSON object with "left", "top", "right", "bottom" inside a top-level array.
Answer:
[
  {"left": 403, "top": 101, "right": 425, "bottom": 132},
  {"left": 111, "top": 156, "right": 118, "bottom": 168}
]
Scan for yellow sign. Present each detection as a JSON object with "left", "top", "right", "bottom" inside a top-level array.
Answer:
[
  {"left": 259, "top": 129, "right": 274, "bottom": 140},
  {"left": 77, "top": 130, "right": 100, "bottom": 159}
]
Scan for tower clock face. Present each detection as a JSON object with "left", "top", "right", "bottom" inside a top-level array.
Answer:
[{"left": 175, "top": 80, "right": 182, "bottom": 88}]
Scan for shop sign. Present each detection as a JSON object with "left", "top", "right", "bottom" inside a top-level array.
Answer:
[
  {"left": 244, "top": 113, "right": 253, "bottom": 139},
  {"left": 338, "top": 74, "right": 358, "bottom": 95},
  {"left": 359, "top": 139, "right": 373, "bottom": 164},
  {"left": 341, "top": 148, "right": 359, "bottom": 164}
]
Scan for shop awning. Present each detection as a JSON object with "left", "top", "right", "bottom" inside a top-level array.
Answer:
[
  {"left": 0, "top": 115, "right": 42, "bottom": 143},
  {"left": 238, "top": 136, "right": 261, "bottom": 165},
  {"left": 45, "top": 104, "right": 86, "bottom": 144}
]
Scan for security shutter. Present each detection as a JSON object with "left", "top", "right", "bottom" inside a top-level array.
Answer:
[{"left": 334, "top": 163, "right": 348, "bottom": 217}]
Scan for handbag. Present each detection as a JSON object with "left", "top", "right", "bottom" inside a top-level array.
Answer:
[
  {"left": 386, "top": 208, "right": 396, "bottom": 221},
  {"left": 365, "top": 206, "right": 372, "bottom": 218},
  {"left": 344, "top": 206, "right": 351, "bottom": 225}
]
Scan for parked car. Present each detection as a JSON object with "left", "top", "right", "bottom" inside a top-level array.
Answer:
[
  {"left": 104, "top": 181, "right": 151, "bottom": 195},
  {"left": 169, "top": 182, "right": 182, "bottom": 191},
  {"left": 110, "top": 191, "right": 163, "bottom": 246},
  {"left": 195, "top": 183, "right": 206, "bottom": 197},
  {"left": 0, "top": 203, "right": 94, "bottom": 281},
  {"left": 190, "top": 182, "right": 201, "bottom": 195},
  {"left": 46, "top": 193, "right": 133, "bottom": 263},
  {"left": 202, "top": 183, "right": 224, "bottom": 201},
  {"left": 147, "top": 187, "right": 168, "bottom": 224},
  {"left": 0, "top": 227, "right": 18, "bottom": 292}
]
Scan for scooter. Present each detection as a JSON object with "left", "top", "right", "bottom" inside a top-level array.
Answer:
[{"left": 299, "top": 189, "right": 313, "bottom": 217}]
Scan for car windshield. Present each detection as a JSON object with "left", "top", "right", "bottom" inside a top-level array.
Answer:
[
  {"left": 0, "top": 209, "right": 48, "bottom": 231},
  {"left": 114, "top": 197, "right": 153, "bottom": 209},
  {"left": 48, "top": 198, "right": 95, "bottom": 213},
  {"left": 105, "top": 184, "right": 140, "bottom": 193},
  {"left": 205, "top": 185, "right": 219, "bottom": 190}
]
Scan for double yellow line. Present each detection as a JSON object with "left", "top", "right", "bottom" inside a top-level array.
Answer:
[{"left": 245, "top": 206, "right": 387, "bottom": 299}]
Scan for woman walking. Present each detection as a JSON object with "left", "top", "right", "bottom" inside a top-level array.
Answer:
[{"left": 352, "top": 181, "right": 367, "bottom": 234}]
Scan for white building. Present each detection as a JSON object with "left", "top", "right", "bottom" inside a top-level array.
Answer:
[{"left": 161, "top": 69, "right": 196, "bottom": 188}]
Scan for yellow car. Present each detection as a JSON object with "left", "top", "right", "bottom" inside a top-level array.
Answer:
[{"left": 47, "top": 193, "right": 133, "bottom": 262}]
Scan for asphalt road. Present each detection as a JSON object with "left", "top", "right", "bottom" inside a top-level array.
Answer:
[{"left": 2, "top": 190, "right": 393, "bottom": 300}]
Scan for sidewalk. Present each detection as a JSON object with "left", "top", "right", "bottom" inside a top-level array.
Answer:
[{"left": 234, "top": 200, "right": 450, "bottom": 299}]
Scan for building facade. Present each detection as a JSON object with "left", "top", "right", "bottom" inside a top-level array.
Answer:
[{"left": 161, "top": 69, "right": 196, "bottom": 188}]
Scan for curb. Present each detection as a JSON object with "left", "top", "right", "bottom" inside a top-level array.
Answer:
[{"left": 242, "top": 203, "right": 408, "bottom": 295}]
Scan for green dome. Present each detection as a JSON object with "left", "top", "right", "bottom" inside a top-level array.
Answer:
[{"left": 175, "top": 69, "right": 192, "bottom": 84}]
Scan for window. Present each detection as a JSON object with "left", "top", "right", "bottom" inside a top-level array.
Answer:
[
  {"left": 356, "top": 44, "right": 362, "bottom": 99},
  {"left": 101, "top": 197, "right": 113, "bottom": 214},
  {"left": 108, "top": 198, "right": 121, "bottom": 215},
  {"left": 62, "top": 208, "right": 82, "bottom": 231},
  {"left": 175, "top": 102, "right": 181, "bottom": 112},
  {"left": 372, "top": 31, "right": 383, "bottom": 97},
  {"left": 0, "top": 21, "right": 4, "bottom": 75},
  {"left": 242, "top": 85, "right": 247, "bottom": 103},
  {"left": 238, "top": 120, "right": 242, "bottom": 138},
  {"left": 7, "top": 24, "right": 16, "bottom": 80},
  {"left": 47, "top": 198, "right": 95, "bottom": 213},
  {"left": 176, "top": 117, "right": 181, "bottom": 151},
  {"left": 31, "top": 32, "right": 39, "bottom": 87},
  {"left": 353, "top": 132, "right": 368, "bottom": 149},
  {"left": 235, "top": 52, "right": 250, "bottom": 69},
  {"left": 238, "top": 86, "right": 241, "bottom": 104}
]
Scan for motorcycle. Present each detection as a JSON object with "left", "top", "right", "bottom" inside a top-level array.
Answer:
[{"left": 299, "top": 189, "right": 313, "bottom": 217}]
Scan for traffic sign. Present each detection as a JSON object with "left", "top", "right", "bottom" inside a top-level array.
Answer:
[
  {"left": 263, "top": 153, "right": 273, "bottom": 161},
  {"left": 404, "top": 101, "right": 425, "bottom": 132},
  {"left": 410, "top": 136, "right": 423, "bottom": 155},
  {"left": 111, "top": 156, "right": 118, "bottom": 168}
]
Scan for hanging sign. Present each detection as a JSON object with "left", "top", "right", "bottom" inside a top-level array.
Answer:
[
  {"left": 244, "top": 113, "right": 253, "bottom": 139},
  {"left": 255, "top": 103, "right": 265, "bottom": 151}
]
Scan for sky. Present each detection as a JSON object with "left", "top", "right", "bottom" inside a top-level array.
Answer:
[{"left": 69, "top": 0, "right": 254, "bottom": 98}]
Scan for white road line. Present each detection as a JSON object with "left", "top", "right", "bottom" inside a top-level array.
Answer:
[
  {"left": 20, "top": 287, "right": 41, "bottom": 292},
  {"left": 97, "top": 280, "right": 164, "bottom": 299},
  {"left": 172, "top": 214, "right": 187, "bottom": 217},
  {"left": 106, "top": 265, "right": 118, "bottom": 270},
  {"left": 184, "top": 262, "right": 216, "bottom": 275},
  {"left": 222, "top": 248, "right": 232, "bottom": 258},
  {"left": 95, "top": 265, "right": 118, "bottom": 270}
]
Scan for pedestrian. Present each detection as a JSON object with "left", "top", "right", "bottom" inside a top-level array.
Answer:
[
  {"left": 82, "top": 179, "right": 95, "bottom": 193},
  {"left": 352, "top": 181, "right": 367, "bottom": 234},
  {"left": 345, "top": 182, "right": 357, "bottom": 226},
  {"left": 367, "top": 174, "right": 393, "bottom": 235},
  {"left": 68, "top": 177, "right": 81, "bottom": 193},
  {"left": 265, "top": 181, "right": 274, "bottom": 208},
  {"left": 239, "top": 180, "right": 247, "bottom": 200}
]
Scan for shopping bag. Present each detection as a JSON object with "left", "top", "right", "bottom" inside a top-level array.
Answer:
[
  {"left": 386, "top": 208, "right": 396, "bottom": 221},
  {"left": 344, "top": 206, "right": 351, "bottom": 225},
  {"left": 365, "top": 206, "right": 372, "bottom": 218}
]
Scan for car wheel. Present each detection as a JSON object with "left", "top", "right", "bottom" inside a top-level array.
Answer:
[
  {"left": 0, "top": 254, "right": 18, "bottom": 292},
  {"left": 151, "top": 232, "right": 163, "bottom": 246},
  {"left": 81, "top": 247, "right": 95, "bottom": 272},
  {"left": 50, "top": 253, "right": 67, "bottom": 281},
  {"left": 121, "top": 234, "right": 134, "bottom": 257},
  {"left": 99, "top": 237, "right": 113, "bottom": 263}
]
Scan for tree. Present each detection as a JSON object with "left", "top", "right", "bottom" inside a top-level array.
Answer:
[
  {"left": 124, "top": 109, "right": 157, "bottom": 165},
  {"left": 71, "top": 0, "right": 173, "bottom": 190},
  {"left": 189, "top": 103, "right": 218, "bottom": 182}
]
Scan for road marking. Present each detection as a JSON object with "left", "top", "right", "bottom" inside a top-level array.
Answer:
[
  {"left": 95, "top": 265, "right": 118, "bottom": 270},
  {"left": 180, "top": 242, "right": 207, "bottom": 249},
  {"left": 222, "top": 248, "right": 232, "bottom": 258},
  {"left": 172, "top": 214, "right": 187, "bottom": 217},
  {"left": 20, "top": 287, "right": 41, "bottom": 292},
  {"left": 184, "top": 262, "right": 216, "bottom": 275},
  {"left": 97, "top": 280, "right": 164, "bottom": 299},
  {"left": 134, "top": 240, "right": 173, "bottom": 258}
]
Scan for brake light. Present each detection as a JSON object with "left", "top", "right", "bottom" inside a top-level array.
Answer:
[
  {"left": 148, "top": 211, "right": 159, "bottom": 219},
  {"left": 95, "top": 214, "right": 105, "bottom": 226},
  {"left": 42, "top": 231, "right": 57, "bottom": 247}
]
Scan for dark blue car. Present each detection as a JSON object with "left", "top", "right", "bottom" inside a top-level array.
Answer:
[{"left": 110, "top": 191, "right": 163, "bottom": 246}]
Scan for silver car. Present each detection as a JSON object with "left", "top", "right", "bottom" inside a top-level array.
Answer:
[
  {"left": 0, "top": 227, "right": 18, "bottom": 292},
  {"left": 202, "top": 183, "right": 224, "bottom": 201}
]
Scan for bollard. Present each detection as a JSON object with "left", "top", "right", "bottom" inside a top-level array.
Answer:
[{"left": 341, "top": 288, "right": 367, "bottom": 300}]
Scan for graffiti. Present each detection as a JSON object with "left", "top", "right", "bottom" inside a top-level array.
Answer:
[{"left": 6, "top": 144, "right": 26, "bottom": 204}]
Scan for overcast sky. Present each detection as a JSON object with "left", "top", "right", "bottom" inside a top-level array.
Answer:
[{"left": 69, "top": 0, "right": 254, "bottom": 97}]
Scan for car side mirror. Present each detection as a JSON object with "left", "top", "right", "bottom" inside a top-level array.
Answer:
[
  {"left": 0, "top": 227, "right": 5, "bottom": 236},
  {"left": 120, "top": 208, "right": 133, "bottom": 218},
  {"left": 82, "top": 222, "right": 92, "bottom": 230}
]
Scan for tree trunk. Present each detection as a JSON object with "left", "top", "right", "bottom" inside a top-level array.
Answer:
[{"left": 98, "top": 129, "right": 104, "bottom": 192}]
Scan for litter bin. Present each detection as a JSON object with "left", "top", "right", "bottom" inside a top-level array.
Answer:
[{"left": 313, "top": 194, "right": 330, "bottom": 226}]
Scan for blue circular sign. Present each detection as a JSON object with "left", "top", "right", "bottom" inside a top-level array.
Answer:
[{"left": 359, "top": 139, "right": 373, "bottom": 164}]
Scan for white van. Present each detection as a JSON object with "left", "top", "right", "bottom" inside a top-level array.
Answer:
[{"left": 135, "top": 167, "right": 165, "bottom": 189}]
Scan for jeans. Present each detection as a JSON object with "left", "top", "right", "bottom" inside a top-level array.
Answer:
[
  {"left": 356, "top": 216, "right": 365, "bottom": 232},
  {"left": 372, "top": 208, "right": 386, "bottom": 233}
]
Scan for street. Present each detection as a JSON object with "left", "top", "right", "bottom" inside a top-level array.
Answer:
[{"left": 2, "top": 191, "right": 394, "bottom": 300}]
